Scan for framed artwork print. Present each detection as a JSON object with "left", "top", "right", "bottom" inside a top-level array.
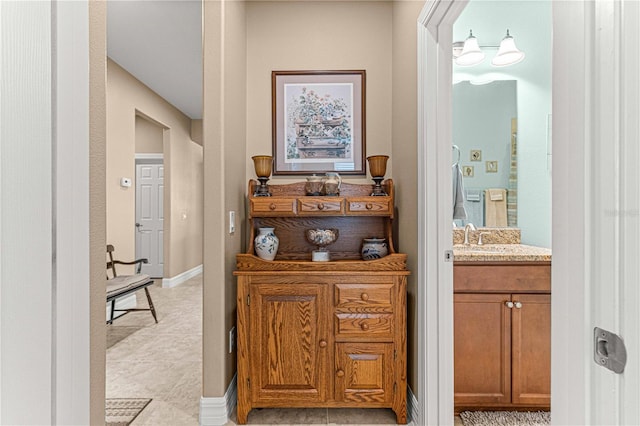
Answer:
[{"left": 272, "top": 70, "right": 366, "bottom": 175}]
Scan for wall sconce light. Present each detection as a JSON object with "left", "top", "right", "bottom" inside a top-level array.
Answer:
[
  {"left": 454, "top": 30, "right": 485, "bottom": 67},
  {"left": 453, "top": 29, "right": 525, "bottom": 67},
  {"left": 491, "top": 30, "right": 525, "bottom": 66}
]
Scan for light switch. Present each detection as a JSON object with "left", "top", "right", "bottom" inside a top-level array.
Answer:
[{"left": 229, "top": 211, "right": 236, "bottom": 234}]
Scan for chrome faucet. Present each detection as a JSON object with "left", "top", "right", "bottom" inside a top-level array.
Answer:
[{"left": 463, "top": 223, "right": 477, "bottom": 245}]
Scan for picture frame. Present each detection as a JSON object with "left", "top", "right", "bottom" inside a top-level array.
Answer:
[
  {"left": 486, "top": 160, "right": 498, "bottom": 173},
  {"left": 272, "top": 70, "right": 366, "bottom": 175}
]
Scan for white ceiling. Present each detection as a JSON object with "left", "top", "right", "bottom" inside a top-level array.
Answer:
[{"left": 107, "top": 0, "right": 203, "bottom": 119}]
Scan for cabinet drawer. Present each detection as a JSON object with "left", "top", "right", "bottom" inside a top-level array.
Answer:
[
  {"left": 335, "top": 313, "right": 393, "bottom": 338},
  {"left": 335, "top": 283, "right": 393, "bottom": 309},
  {"left": 454, "top": 264, "right": 551, "bottom": 293},
  {"left": 297, "top": 198, "right": 343, "bottom": 214},
  {"left": 347, "top": 198, "right": 392, "bottom": 216},
  {"left": 251, "top": 198, "right": 296, "bottom": 215}
]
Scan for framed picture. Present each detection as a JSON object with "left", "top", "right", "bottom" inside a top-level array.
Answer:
[{"left": 272, "top": 70, "right": 366, "bottom": 175}]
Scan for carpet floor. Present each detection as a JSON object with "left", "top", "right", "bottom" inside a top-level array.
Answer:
[
  {"left": 106, "top": 398, "right": 152, "bottom": 426},
  {"left": 460, "top": 410, "right": 550, "bottom": 426}
]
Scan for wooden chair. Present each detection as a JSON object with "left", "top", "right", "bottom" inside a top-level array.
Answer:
[{"left": 106, "top": 244, "right": 158, "bottom": 324}]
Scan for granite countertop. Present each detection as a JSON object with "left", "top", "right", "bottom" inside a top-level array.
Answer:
[{"left": 453, "top": 244, "right": 552, "bottom": 262}]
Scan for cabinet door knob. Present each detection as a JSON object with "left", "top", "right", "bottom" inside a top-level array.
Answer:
[
  {"left": 366, "top": 203, "right": 373, "bottom": 210},
  {"left": 505, "top": 301, "right": 514, "bottom": 308},
  {"left": 319, "top": 340, "right": 327, "bottom": 348},
  {"left": 361, "top": 323, "right": 369, "bottom": 331},
  {"left": 514, "top": 302, "right": 522, "bottom": 309},
  {"left": 336, "top": 369, "right": 345, "bottom": 377},
  {"left": 361, "top": 293, "right": 369, "bottom": 301},
  {"left": 269, "top": 203, "right": 276, "bottom": 210},
  {"left": 317, "top": 203, "right": 325, "bottom": 210}
]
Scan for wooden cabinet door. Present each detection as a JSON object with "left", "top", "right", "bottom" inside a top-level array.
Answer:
[
  {"left": 454, "top": 293, "right": 512, "bottom": 406},
  {"left": 250, "top": 282, "right": 329, "bottom": 404},
  {"left": 335, "top": 342, "right": 394, "bottom": 404},
  {"left": 511, "top": 294, "right": 551, "bottom": 405}
]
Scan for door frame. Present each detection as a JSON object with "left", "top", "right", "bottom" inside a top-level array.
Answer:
[
  {"left": 417, "top": 0, "right": 594, "bottom": 424},
  {"left": 416, "top": 1, "right": 468, "bottom": 424}
]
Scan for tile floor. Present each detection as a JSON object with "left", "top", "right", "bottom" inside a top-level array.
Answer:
[{"left": 106, "top": 274, "right": 406, "bottom": 425}]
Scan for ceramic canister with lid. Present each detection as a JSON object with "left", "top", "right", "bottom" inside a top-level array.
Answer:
[{"left": 361, "top": 237, "right": 389, "bottom": 260}]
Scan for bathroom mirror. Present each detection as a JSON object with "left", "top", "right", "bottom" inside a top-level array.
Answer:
[{"left": 453, "top": 80, "right": 517, "bottom": 227}]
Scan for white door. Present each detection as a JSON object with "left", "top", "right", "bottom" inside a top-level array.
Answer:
[
  {"left": 553, "top": 1, "right": 640, "bottom": 424},
  {"left": 135, "top": 162, "right": 164, "bottom": 278}
]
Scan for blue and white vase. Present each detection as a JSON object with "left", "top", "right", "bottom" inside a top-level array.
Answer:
[
  {"left": 361, "top": 238, "right": 389, "bottom": 260},
  {"left": 254, "top": 227, "right": 279, "bottom": 261}
]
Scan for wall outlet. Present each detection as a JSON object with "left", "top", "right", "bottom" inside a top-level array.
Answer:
[{"left": 229, "top": 326, "right": 236, "bottom": 353}]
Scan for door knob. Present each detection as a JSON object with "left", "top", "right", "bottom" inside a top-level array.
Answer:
[
  {"left": 505, "top": 301, "right": 514, "bottom": 308},
  {"left": 336, "top": 369, "right": 345, "bottom": 377},
  {"left": 514, "top": 301, "right": 522, "bottom": 309},
  {"left": 319, "top": 340, "right": 327, "bottom": 348}
]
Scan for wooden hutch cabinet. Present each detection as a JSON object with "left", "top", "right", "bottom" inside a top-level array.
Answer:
[{"left": 234, "top": 180, "right": 409, "bottom": 424}]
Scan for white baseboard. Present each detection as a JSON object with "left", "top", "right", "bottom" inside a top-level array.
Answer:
[
  {"left": 162, "top": 264, "right": 202, "bottom": 288},
  {"left": 200, "top": 373, "right": 237, "bottom": 426},
  {"left": 407, "top": 385, "right": 419, "bottom": 425},
  {"left": 105, "top": 293, "right": 136, "bottom": 321}
]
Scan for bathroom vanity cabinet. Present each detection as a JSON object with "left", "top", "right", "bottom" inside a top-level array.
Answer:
[
  {"left": 453, "top": 262, "right": 551, "bottom": 412},
  {"left": 234, "top": 180, "right": 409, "bottom": 424}
]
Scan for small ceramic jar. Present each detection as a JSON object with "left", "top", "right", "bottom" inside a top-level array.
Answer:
[
  {"left": 361, "top": 238, "right": 389, "bottom": 260},
  {"left": 254, "top": 227, "right": 279, "bottom": 261}
]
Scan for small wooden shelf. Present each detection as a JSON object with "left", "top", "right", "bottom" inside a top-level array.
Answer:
[
  {"left": 245, "top": 179, "right": 396, "bottom": 260},
  {"left": 236, "top": 253, "right": 409, "bottom": 272}
]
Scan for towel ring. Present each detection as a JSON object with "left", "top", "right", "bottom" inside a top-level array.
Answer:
[{"left": 452, "top": 145, "right": 461, "bottom": 165}]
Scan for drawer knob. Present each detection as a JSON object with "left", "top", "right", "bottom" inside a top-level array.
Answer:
[
  {"left": 361, "top": 293, "right": 369, "bottom": 301},
  {"left": 269, "top": 203, "right": 276, "bottom": 210},
  {"left": 361, "top": 323, "right": 369, "bottom": 331},
  {"left": 366, "top": 203, "right": 373, "bottom": 210},
  {"left": 319, "top": 340, "right": 327, "bottom": 348},
  {"left": 336, "top": 369, "right": 345, "bottom": 377},
  {"left": 317, "top": 203, "right": 325, "bottom": 210}
]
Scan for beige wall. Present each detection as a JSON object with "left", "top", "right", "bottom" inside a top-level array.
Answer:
[
  {"left": 106, "top": 59, "right": 203, "bottom": 278},
  {"left": 392, "top": 0, "right": 424, "bottom": 392},
  {"left": 245, "top": 1, "right": 393, "bottom": 184},
  {"left": 202, "top": 0, "right": 423, "bottom": 399},
  {"left": 203, "top": 0, "right": 247, "bottom": 396},
  {"left": 135, "top": 114, "right": 164, "bottom": 153}
]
